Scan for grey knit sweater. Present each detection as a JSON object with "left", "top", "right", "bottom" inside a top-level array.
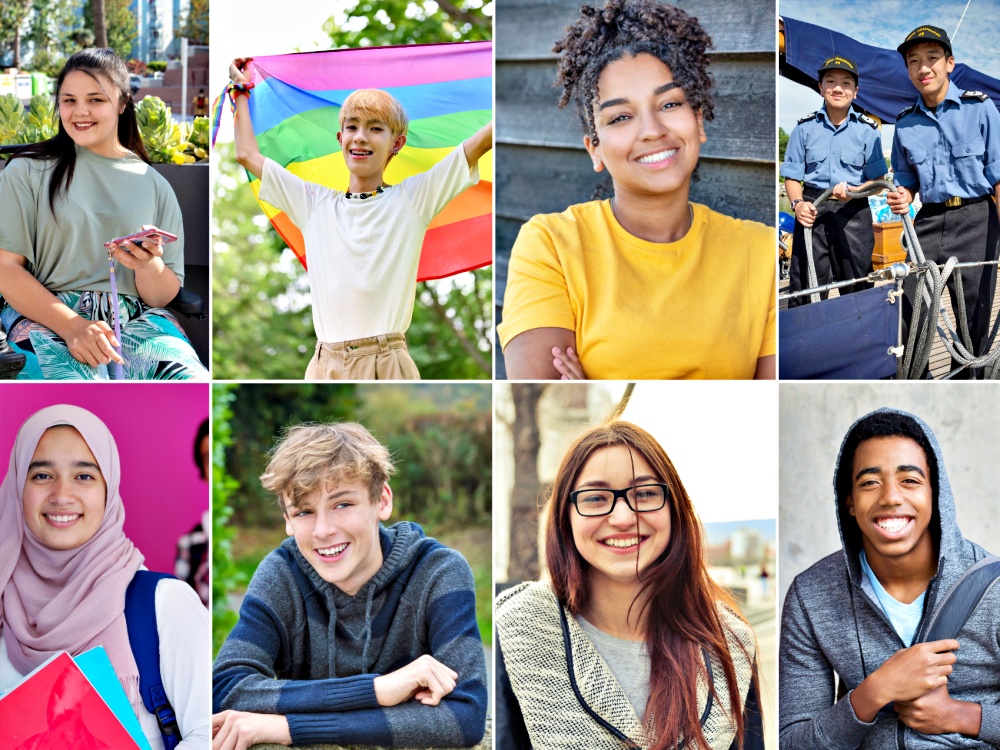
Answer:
[
  {"left": 780, "top": 408, "right": 1000, "bottom": 749},
  {"left": 213, "top": 522, "right": 487, "bottom": 748}
]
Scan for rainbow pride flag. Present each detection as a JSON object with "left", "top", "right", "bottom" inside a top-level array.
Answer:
[{"left": 234, "top": 41, "right": 492, "bottom": 281}]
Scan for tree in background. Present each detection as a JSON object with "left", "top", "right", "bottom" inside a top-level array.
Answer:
[
  {"left": 323, "top": 0, "right": 491, "bottom": 48},
  {"left": 177, "top": 0, "right": 208, "bottom": 46},
  {"left": 778, "top": 127, "right": 788, "bottom": 167},
  {"left": 506, "top": 384, "right": 546, "bottom": 583},
  {"left": 83, "top": 0, "right": 134, "bottom": 59},
  {"left": 0, "top": 0, "right": 34, "bottom": 68},
  {"left": 23, "top": 0, "right": 80, "bottom": 76}
]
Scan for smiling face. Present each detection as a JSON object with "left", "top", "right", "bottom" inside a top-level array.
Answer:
[
  {"left": 336, "top": 116, "right": 406, "bottom": 185},
  {"left": 58, "top": 70, "right": 125, "bottom": 158},
  {"left": 569, "top": 444, "right": 672, "bottom": 590},
  {"left": 284, "top": 476, "right": 392, "bottom": 595},
  {"left": 818, "top": 70, "right": 858, "bottom": 114},
  {"left": 584, "top": 53, "right": 706, "bottom": 201},
  {"left": 904, "top": 41, "right": 955, "bottom": 107},
  {"left": 846, "top": 436, "right": 935, "bottom": 567},
  {"left": 22, "top": 426, "right": 107, "bottom": 550}
]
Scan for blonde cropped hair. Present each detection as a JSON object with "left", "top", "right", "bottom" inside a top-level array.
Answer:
[
  {"left": 260, "top": 422, "right": 395, "bottom": 512},
  {"left": 339, "top": 89, "right": 409, "bottom": 138}
]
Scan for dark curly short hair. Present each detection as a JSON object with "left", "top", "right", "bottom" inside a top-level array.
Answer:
[{"left": 553, "top": 0, "right": 716, "bottom": 145}]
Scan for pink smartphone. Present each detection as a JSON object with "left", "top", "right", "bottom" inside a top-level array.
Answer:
[{"left": 104, "top": 228, "right": 178, "bottom": 248}]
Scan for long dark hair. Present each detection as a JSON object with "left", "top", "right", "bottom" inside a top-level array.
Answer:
[
  {"left": 10, "top": 48, "right": 150, "bottom": 216},
  {"left": 545, "top": 421, "right": 754, "bottom": 750}
]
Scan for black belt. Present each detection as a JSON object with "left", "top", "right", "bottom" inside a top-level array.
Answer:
[{"left": 922, "top": 194, "right": 994, "bottom": 209}]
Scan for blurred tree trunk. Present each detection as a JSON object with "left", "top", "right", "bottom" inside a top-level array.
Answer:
[
  {"left": 508, "top": 384, "right": 545, "bottom": 583},
  {"left": 93, "top": 0, "right": 107, "bottom": 47}
]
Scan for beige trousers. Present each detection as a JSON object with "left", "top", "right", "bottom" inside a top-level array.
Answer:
[{"left": 304, "top": 333, "right": 420, "bottom": 380}]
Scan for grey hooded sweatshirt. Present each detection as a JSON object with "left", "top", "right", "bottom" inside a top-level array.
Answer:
[{"left": 779, "top": 408, "right": 1000, "bottom": 749}]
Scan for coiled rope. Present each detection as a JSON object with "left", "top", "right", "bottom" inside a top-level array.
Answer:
[{"left": 802, "top": 179, "right": 1000, "bottom": 379}]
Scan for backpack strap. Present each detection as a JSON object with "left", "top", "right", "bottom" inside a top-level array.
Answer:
[
  {"left": 125, "top": 571, "right": 181, "bottom": 750},
  {"left": 923, "top": 556, "right": 1000, "bottom": 642}
]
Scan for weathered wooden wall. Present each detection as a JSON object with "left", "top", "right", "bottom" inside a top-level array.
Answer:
[{"left": 494, "top": 0, "right": 777, "bottom": 377}]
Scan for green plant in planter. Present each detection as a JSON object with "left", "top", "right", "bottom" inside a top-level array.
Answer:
[
  {"left": 185, "top": 116, "right": 209, "bottom": 161},
  {"left": 23, "top": 95, "right": 58, "bottom": 144},
  {"left": 136, "top": 95, "right": 195, "bottom": 164},
  {"left": 0, "top": 94, "right": 26, "bottom": 152}
]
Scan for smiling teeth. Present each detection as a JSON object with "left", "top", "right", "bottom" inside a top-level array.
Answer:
[
  {"left": 638, "top": 149, "right": 677, "bottom": 164},
  {"left": 47, "top": 514, "right": 80, "bottom": 523},
  {"left": 876, "top": 517, "right": 910, "bottom": 533},
  {"left": 317, "top": 543, "right": 348, "bottom": 556},
  {"left": 603, "top": 537, "right": 640, "bottom": 548}
]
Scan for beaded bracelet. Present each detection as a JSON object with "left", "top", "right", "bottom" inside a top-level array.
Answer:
[{"left": 226, "top": 81, "right": 255, "bottom": 99}]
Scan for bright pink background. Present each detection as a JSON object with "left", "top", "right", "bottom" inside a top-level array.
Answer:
[{"left": 0, "top": 383, "right": 209, "bottom": 573}]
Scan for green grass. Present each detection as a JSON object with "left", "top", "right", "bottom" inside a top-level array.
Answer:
[{"left": 222, "top": 522, "right": 493, "bottom": 646}]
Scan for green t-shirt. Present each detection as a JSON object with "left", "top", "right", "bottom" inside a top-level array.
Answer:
[{"left": 0, "top": 145, "right": 184, "bottom": 297}]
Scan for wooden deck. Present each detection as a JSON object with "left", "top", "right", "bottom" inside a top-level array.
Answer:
[{"left": 778, "top": 277, "right": 1000, "bottom": 380}]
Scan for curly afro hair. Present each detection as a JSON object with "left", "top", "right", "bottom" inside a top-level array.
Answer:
[{"left": 553, "top": 0, "right": 715, "bottom": 146}]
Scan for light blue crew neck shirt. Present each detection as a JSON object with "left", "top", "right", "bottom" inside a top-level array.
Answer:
[{"left": 860, "top": 549, "right": 926, "bottom": 646}]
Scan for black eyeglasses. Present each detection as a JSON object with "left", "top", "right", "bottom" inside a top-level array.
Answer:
[{"left": 569, "top": 483, "right": 670, "bottom": 517}]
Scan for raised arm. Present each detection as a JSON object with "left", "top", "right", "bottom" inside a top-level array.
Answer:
[
  {"left": 229, "top": 58, "right": 265, "bottom": 179},
  {"left": 462, "top": 121, "right": 493, "bottom": 168}
]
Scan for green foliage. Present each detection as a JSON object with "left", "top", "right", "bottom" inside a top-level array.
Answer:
[
  {"left": 211, "top": 384, "right": 249, "bottom": 658},
  {"left": 211, "top": 142, "right": 492, "bottom": 379},
  {"left": 146, "top": 60, "right": 167, "bottom": 72},
  {"left": 82, "top": 0, "right": 136, "bottom": 59},
  {"left": 778, "top": 126, "right": 789, "bottom": 168},
  {"left": 25, "top": 0, "right": 79, "bottom": 73},
  {"left": 224, "top": 384, "right": 361, "bottom": 526},
  {"left": 187, "top": 115, "right": 208, "bottom": 161},
  {"left": 323, "top": 0, "right": 491, "bottom": 48},
  {"left": 211, "top": 142, "right": 317, "bottom": 379},
  {"left": 0, "top": 0, "right": 33, "bottom": 66},
  {"left": 177, "top": 0, "right": 209, "bottom": 45},
  {"left": 221, "top": 383, "right": 490, "bottom": 530}
]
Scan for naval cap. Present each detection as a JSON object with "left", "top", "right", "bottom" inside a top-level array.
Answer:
[
  {"left": 897, "top": 25, "right": 953, "bottom": 58},
  {"left": 818, "top": 55, "right": 859, "bottom": 82}
]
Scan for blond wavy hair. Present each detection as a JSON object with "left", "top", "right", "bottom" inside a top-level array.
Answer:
[
  {"left": 339, "top": 89, "right": 409, "bottom": 138},
  {"left": 260, "top": 422, "right": 395, "bottom": 512}
]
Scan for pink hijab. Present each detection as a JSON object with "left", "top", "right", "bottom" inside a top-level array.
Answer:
[{"left": 0, "top": 405, "right": 144, "bottom": 702}]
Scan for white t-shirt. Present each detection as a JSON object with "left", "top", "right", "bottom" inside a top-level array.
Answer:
[
  {"left": 0, "top": 578, "right": 211, "bottom": 750},
  {"left": 259, "top": 145, "right": 479, "bottom": 343}
]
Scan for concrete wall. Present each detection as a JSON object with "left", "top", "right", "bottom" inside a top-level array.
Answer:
[{"left": 779, "top": 383, "right": 1000, "bottom": 612}]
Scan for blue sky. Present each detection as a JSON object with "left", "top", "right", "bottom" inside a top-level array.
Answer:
[{"left": 779, "top": 0, "right": 1000, "bottom": 149}]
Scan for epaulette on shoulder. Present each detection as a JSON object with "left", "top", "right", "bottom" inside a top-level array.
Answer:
[
  {"left": 858, "top": 113, "right": 878, "bottom": 129},
  {"left": 961, "top": 90, "right": 989, "bottom": 102},
  {"left": 897, "top": 103, "right": 917, "bottom": 120},
  {"left": 798, "top": 111, "right": 820, "bottom": 124}
]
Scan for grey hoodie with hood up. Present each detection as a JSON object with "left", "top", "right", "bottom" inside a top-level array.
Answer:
[{"left": 779, "top": 408, "right": 1000, "bottom": 749}]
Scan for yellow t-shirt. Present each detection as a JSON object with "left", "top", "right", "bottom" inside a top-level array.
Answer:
[{"left": 497, "top": 200, "right": 776, "bottom": 380}]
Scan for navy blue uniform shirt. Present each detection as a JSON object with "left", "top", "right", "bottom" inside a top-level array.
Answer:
[
  {"left": 782, "top": 106, "right": 885, "bottom": 189},
  {"left": 891, "top": 81, "right": 1000, "bottom": 202}
]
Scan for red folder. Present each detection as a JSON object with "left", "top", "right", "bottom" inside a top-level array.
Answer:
[{"left": 0, "top": 652, "right": 142, "bottom": 749}]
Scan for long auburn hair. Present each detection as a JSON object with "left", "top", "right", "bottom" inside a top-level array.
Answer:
[
  {"left": 544, "top": 421, "right": 755, "bottom": 750},
  {"left": 10, "top": 48, "right": 150, "bottom": 217}
]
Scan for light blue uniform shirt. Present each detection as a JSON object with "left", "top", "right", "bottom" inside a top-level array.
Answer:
[
  {"left": 891, "top": 81, "right": 1000, "bottom": 202},
  {"left": 781, "top": 106, "right": 886, "bottom": 189},
  {"left": 860, "top": 549, "right": 926, "bottom": 647}
]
